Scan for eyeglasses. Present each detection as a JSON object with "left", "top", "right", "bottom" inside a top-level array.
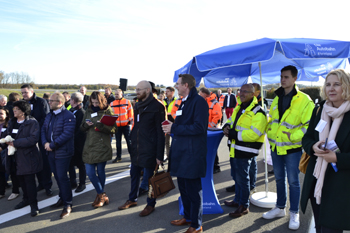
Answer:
[
  {"left": 135, "top": 88, "right": 147, "bottom": 93},
  {"left": 49, "top": 100, "right": 59, "bottom": 102}
]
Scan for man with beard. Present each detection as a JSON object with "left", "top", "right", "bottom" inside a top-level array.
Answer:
[{"left": 118, "top": 81, "right": 165, "bottom": 217}]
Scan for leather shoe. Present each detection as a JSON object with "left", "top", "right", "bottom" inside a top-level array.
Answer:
[
  {"left": 224, "top": 200, "right": 239, "bottom": 208},
  {"left": 185, "top": 226, "right": 203, "bottom": 233},
  {"left": 51, "top": 199, "right": 64, "bottom": 208},
  {"left": 30, "top": 205, "right": 39, "bottom": 217},
  {"left": 170, "top": 218, "right": 191, "bottom": 226},
  {"left": 71, "top": 183, "right": 78, "bottom": 189},
  {"left": 229, "top": 205, "right": 249, "bottom": 218},
  {"left": 46, "top": 189, "right": 53, "bottom": 196},
  {"left": 14, "top": 200, "right": 29, "bottom": 209},
  {"left": 75, "top": 184, "right": 86, "bottom": 193},
  {"left": 213, "top": 167, "right": 221, "bottom": 174},
  {"left": 139, "top": 205, "right": 154, "bottom": 217},
  {"left": 60, "top": 206, "right": 72, "bottom": 219},
  {"left": 226, "top": 185, "right": 235, "bottom": 192},
  {"left": 118, "top": 200, "right": 137, "bottom": 210}
]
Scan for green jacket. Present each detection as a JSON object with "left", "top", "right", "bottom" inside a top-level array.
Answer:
[
  {"left": 80, "top": 106, "right": 116, "bottom": 164},
  {"left": 301, "top": 101, "right": 350, "bottom": 230}
]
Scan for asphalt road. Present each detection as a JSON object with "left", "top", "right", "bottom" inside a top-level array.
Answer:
[{"left": 0, "top": 136, "right": 317, "bottom": 233}]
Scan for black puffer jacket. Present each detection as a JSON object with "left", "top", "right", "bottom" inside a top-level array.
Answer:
[
  {"left": 5, "top": 116, "right": 42, "bottom": 176},
  {"left": 130, "top": 94, "right": 165, "bottom": 168}
]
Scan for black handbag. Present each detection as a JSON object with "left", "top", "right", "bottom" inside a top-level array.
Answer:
[{"left": 148, "top": 164, "right": 175, "bottom": 199}]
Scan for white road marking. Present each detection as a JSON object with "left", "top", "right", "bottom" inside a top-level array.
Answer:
[{"left": 0, "top": 170, "right": 130, "bottom": 225}]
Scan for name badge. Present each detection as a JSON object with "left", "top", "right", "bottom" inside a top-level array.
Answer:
[
  {"left": 315, "top": 119, "right": 327, "bottom": 133},
  {"left": 242, "top": 110, "right": 245, "bottom": 113},
  {"left": 12, "top": 129, "right": 18, "bottom": 134},
  {"left": 30, "top": 104, "right": 33, "bottom": 110},
  {"left": 1, "top": 128, "right": 6, "bottom": 132},
  {"left": 91, "top": 112, "right": 98, "bottom": 118},
  {"left": 176, "top": 110, "right": 182, "bottom": 116},
  {"left": 137, "top": 114, "right": 139, "bottom": 122}
]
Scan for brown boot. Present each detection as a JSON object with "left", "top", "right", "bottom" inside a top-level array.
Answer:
[
  {"left": 92, "top": 194, "right": 99, "bottom": 206},
  {"left": 93, "top": 193, "right": 109, "bottom": 208}
]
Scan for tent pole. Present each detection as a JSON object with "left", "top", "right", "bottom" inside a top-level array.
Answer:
[
  {"left": 258, "top": 62, "right": 269, "bottom": 196},
  {"left": 250, "top": 62, "right": 277, "bottom": 208}
]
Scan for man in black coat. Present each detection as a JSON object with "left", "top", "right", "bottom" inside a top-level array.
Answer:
[
  {"left": 118, "top": 80, "right": 165, "bottom": 217},
  {"left": 223, "top": 87, "right": 237, "bottom": 119},
  {"left": 21, "top": 84, "right": 52, "bottom": 196},
  {"left": 68, "top": 92, "right": 86, "bottom": 193}
]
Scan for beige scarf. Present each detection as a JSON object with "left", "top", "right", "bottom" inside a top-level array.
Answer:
[{"left": 313, "top": 100, "right": 350, "bottom": 204}]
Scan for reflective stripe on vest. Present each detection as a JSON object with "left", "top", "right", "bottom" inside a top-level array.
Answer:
[
  {"left": 231, "top": 144, "right": 259, "bottom": 154},
  {"left": 268, "top": 139, "right": 302, "bottom": 147}
]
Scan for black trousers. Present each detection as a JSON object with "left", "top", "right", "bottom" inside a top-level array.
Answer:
[
  {"left": 18, "top": 173, "right": 37, "bottom": 206},
  {"left": 69, "top": 157, "right": 86, "bottom": 185},
  {"left": 0, "top": 172, "right": 6, "bottom": 195},
  {"left": 309, "top": 189, "right": 343, "bottom": 233},
  {"left": 36, "top": 144, "right": 52, "bottom": 190},
  {"left": 10, "top": 170, "right": 20, "bottom": 194}
]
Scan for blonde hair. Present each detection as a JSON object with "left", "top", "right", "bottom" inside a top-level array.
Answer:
[{"left": 321, "top": 69, "right": 350, "bottom": 101}]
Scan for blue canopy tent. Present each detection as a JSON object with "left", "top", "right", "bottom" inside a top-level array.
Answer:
[
  {"left": 174, "top": 38, "right": 350, "bottom": 88},
  {"left": 174, "top": 37, "right": 350, "bottom": 208}
]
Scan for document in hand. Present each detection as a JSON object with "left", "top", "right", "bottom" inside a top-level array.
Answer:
[{"left": 100, "top": 115, "right": 119, "bottom": 126}]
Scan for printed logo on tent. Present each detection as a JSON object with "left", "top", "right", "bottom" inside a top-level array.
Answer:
[
  {"left": 304, "top": 44, "right": 336, "bottom": 57},
  {"left": 313, "top": 62, "right": 334, "bottom": 75}
]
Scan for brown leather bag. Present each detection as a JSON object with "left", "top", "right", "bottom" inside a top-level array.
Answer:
[
  {"left": 299, "top": 152, "right": 310, "bottom": 174},
  {"left": 148, "top": 164, "right": 175, "bottom": 199},
  {"left": 299, "top": 106, "right": 321, "bottom": 174}
]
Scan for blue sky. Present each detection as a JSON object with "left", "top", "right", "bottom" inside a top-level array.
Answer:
[{"left": 1, "top": 0, "right": 349, "bottom": 86}]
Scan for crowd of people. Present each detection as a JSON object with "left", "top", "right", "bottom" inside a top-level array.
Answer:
[{"left": 0, "top": 65, "right": 350, "bottom": 233}]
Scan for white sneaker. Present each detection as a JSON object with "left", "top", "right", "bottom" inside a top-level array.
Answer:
[
  {"left": 289, "top": 212, "right": 300, "bottom": 230},
  {"left": 8, "top": 193, "right": 19, "bottom": 201},
  {"left": 262, "top": 207, "right": 286, "bottom": 219}
]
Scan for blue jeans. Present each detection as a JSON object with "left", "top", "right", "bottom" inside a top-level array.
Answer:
[
  {"left": 250, "top": 157, "right": 257, "bottom": 189},
  {"left": 85, "top": 162, "right": 107, "bottom": 194},
  {"left": 48, "top": 155, "right": 72, "bottom": 207},
  {"left": 115, "top": 125, "right": 131, "bottom": 159},
  {"left": 129, "top": 164, "right": 156, "bottom": 207},
  {"left": 230, "top": 157, "right": 257, "bottom": 190},
  {"left": 233, "top": 158, "right": 253, "bottom": 208},
  {"left": 140, "top": 168, "right": 151, "bottom": 191},
  {"left": 271, "top": 150, "right": 302, "bottom": 213},
  {"left": 178, "top": 177, "right": 203, "bottom": 229}
]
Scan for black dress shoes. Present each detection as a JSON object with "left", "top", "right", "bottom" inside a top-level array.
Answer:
[
  {"left": 213, "top": 167, "right": 221, "bottom": 174},
  {"left": 51, "top": 199, "right": 64, "bottom": 208},
  {"left": 60, "top": 206, "right": 72, "bottom": 219},
  {"left": 30, "top": 205, "right": 39, "bottom": 217},
  {"left": 46, "top": 189, "right": 53, "bottom": 196},
  {"left": 75, "top": 184, "right": 86, "bottom": 193},
  {"left": 15, "top": 200, "right": 29, "bottom": 209}
]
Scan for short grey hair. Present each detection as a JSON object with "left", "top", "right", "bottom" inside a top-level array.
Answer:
[
  {"left": 0, "top": 95, "right": 7, "bottom": 102},
  {"left": 71, "top": 92, "right": 84, "bottom": 103}
]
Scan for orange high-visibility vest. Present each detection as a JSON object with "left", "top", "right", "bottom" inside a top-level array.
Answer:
[
  {"left": 171, "top": 98, "right": 182, "bottom": 120},
  {"left": 218, "top": 94, "right": 225, "bottom": 108},
  {"left": 110, "top": 98, "right": 133, "bottom": 127},
  {"left": 207, "top": 93, "right": 222, "bottom": 128}
]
